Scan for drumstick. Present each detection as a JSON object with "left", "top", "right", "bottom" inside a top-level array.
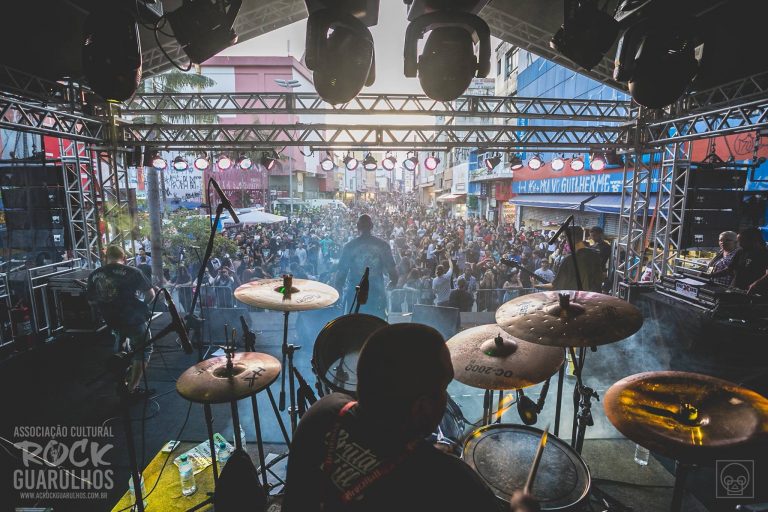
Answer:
[{"left": 523, "top": 425, "right": 549, "bottom": 495}]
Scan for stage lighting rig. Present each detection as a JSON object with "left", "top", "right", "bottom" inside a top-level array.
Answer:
[
  {"left": 363, "top": 152, "right": 378, "bottom": 171},
  {"left": 550, "top": 0, "right": 619, "bottom": 71},
  {"left": 404, "top": 152, "right": 419, "bottom": 172},
  {"left": 551, "top": 155, "right": 565, "bottom": 171},
  {"left": 172, "top": 155, "right": 189, "bottom": 171},
  {"left": 404, "top": 1, "right": 492, "bottom": 101},
  {"left": 485, "top": 154, "right": 501, "bottom": 171},
  {"left": 304, "top": 1, "right": 379, "bottom": 104},
  {"left": 194, "top": 153, "right": 210, "bottom": 171},
  {"left": 166, "top": 0, "right": 242, "bottom": 64},
  {"left": 217, "top": 154, "right": 233, "bottom": 170},
  {"left": 237, "top": 154, "right": 253, "bottom": 170},
  {"left": 508, "top": 154, "right": 524, "bottom": 171},
  {"left": 151, "top": 153, "right": 167, "bottom": 169},
  {"left": 344, "top": 152, "right": 360, "bottom": 170},
  {"left": 382, "top": 152, "right": 397, "bottom": 171},
  {"left": 570, "top": 155, "right": 585, "bottom": 171},
  {"left": 260, "top": 150, "right": 280, "bottom": 171},
  {"left": 528, "top": 155, "right": 543, "bottom": 170},
  {"left": 320, "top": 152, "right": 336, "bottom": 172},
  {"left": 589, "top": 153, "right": 606, "bottom": 171},
  {"left": 424, "top": 153, "right": 441, "bottom": 171}
]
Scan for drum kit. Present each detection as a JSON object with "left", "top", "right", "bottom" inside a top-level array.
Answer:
[{"left": 170, "top": 276, "right": 767, "bottom": 512}]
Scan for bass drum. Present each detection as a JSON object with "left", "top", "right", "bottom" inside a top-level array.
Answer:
[
  {"left": 311, "top": 313, "right": 388, "bottom": 397},
  {"left": 462, "top": 424, "right": 590, "bottom": 510}
]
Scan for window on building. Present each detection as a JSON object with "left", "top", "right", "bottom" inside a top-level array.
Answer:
[
  {"left": 505, "top": 48, "right": 519, "bottom": 78},
  {"left": 497, "top": 59, "right": 502, "bottom": 76}
]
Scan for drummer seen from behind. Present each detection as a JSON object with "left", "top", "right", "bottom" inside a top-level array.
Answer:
[
  {"left": 334, "top": 214, "right": 398, "bottom": 319},
  {"left": 283, "top": 323, "right": 539, "bottom": 512}
]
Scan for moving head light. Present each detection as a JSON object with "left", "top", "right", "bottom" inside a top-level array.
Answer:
[
  {"left": 167, "top": 0, "right": 242, "bottom": 64},
  {"left": 550, "top": 0, "right": 619, "bottom": 71}
]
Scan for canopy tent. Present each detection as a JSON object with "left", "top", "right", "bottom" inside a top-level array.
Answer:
[{"left": 223, "top": 209, "right": 287, "bottom": 225}]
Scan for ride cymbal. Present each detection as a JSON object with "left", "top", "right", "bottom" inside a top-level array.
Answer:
[
  {"left": 495, "top": 291, "right": 643, "bottom": 347},
  {"left": 177, "top": 352, "right": 281, "bottom": 404},
  {"left": 234, "top": 278, "right": 339, "bottom": 311},
  {"left": 604, "top": 371, "right": 768, "bottom": 463},
  {"left": 447, "top": 324, "right": 565, "bottom": 390}
]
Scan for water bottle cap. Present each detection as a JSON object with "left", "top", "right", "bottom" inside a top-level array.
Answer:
[
  {"left": 180, "top": 454, "right": 188, "bottom": 462},
  {"left": 219, "top": 442, "right": 226, "bottom": 448}
]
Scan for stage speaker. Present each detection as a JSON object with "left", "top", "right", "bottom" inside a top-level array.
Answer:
[
  {"left": 82, "top": 4, "right": 142, "bottom": 101},
  {"left": 412, "top": 304, "right": 460, "bottom": 341},
  {"left": 689, "top": 168, "right": 747, "bottom": 189},
  {"left": 687, "top": 189, "right": 742, "bottom": 210}
]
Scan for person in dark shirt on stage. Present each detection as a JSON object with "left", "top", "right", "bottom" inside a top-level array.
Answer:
[
  {"left": 283, "top": 323, "right": 538, "bottom": 512},
  {"left": 334, "top": 214, "right": 398, "bottom": 319},
  {"left": 87, "top": 245, "right": 156, "bottom": 397},
  {"left": 709, "top": 227, "right": 768, "bottom": 293},
  {"left": 544, "top": 226, "right": 604, "bottom": 292}
]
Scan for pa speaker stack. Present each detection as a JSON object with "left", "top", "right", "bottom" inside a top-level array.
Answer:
[
  {"left": 0, "top": 165, "right": 69, "bottom": 258},
  {"left": 682, "top": 168, "right": 746, "bottom": 249}
]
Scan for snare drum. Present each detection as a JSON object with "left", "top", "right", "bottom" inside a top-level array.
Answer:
[
  {"left": 462, "top": 424, "right": 590, "bottom": 510},
  {"left": 311, "top": 313, "right": 388, "bottom": 397}
]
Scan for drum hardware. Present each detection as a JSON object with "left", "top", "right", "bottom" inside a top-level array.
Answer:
[
  {"left": 604, "top": 371, "right": 768, "bottom": 512},
  {"left": 496, "top": 291, "right": 643, "bottom": 439},
  {"left": 516, "top": 377, "right": 550, "bottom": 426},
  {"left": 234, "top": 275, "right": 339, "bottom": 434}
]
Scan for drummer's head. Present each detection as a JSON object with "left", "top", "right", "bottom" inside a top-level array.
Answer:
[
  {"left": 357, "top": 323, "right": 452, "bottom": 437},
  {"left": 357, "top": 214, "right": 373, "bottom": 235}
]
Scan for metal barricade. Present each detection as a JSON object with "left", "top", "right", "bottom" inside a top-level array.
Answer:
[{"left": 172, "top": 284, "right": 238, "bottom": 312}]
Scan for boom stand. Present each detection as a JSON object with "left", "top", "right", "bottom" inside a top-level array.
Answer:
[
  {"left": 188, "top": 203, "right": 226, "bottom": 362},
  {"left": 276, "top": 274, "right": 302, "bottom": 434}
]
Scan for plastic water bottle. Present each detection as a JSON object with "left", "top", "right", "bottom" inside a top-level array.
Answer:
[
  {"left": 127, "top": 473, "right": 147, "bottom": 510},
  {"left": 178, "top": 454, "right": 197, "bottom": 496},
  {"left": 634, "top": 443, "right": 650, "bottom": 466},
  {"left": 233, "top": 425, "right": 246, "bottom": 449},
  {"left": 216, "top": 441, "right": 231, "bottom": 469}
]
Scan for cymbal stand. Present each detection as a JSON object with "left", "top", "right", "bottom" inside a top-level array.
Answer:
[
  {"left": 670, "top": 461, "right": 692, "bottom": 512},
  {"left": 568, "top": 346, "right": 599, "bottom": 454}
]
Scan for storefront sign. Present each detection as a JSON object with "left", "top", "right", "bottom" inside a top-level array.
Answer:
[{"left": 513, "top": 171, "right": 625, "bottom": 194}]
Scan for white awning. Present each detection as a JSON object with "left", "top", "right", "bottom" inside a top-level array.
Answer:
[{"left": 436, "top": 193, "right": 466, "bottom": 202}]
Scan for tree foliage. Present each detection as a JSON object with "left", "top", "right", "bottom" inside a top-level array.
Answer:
[{"left": 165, "top": 213, "right": 238, "bottom": 271}]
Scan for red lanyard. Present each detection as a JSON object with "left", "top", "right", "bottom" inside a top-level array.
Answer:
[{"left": 321, "top": 401, "right": 418, "bottom": 504}]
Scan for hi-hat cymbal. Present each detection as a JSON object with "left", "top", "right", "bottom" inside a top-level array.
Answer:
[
  {"left": 177, "top": 352, "right": 281, "bottom": 404},
  {"left": 495, "top": 291, "right": 643, "bottom": 347},
  {"left": 604, "top": 371, "right": 768, "bottom": 463},
  {"left": 234, "top": 278, "right": 339, "bottom": 311},
  {"left": 447, "top": 324, "right": 565, "bottom": 390}
]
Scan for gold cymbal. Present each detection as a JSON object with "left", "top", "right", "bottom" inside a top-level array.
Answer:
[
  {"left": 234, "top": 278, "right": 339, "bottom": 311},
  {"left": 177, "top": 352, "right": 281, "bottom": 404},
  {"left": 447, "top": 324, "right": 565, "bottom": 390},
  {"left": 495, "top": 291, "right": 643, "bottom": 347},
  {"left": 604, "top": 371, "right": 768, "bottom": 463}
]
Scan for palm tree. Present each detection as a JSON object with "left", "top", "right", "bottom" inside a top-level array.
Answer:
[{"left": 136, "top": 69, "right": 216, "bottom": 286}]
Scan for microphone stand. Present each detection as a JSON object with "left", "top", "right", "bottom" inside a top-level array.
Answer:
[{"left": 188, "top": 203, "right": 226, "bottom": 362}]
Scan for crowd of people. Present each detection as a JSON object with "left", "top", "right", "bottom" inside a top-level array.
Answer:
[{"left": 151, "top": 194, "right": 614, "bottom": 314}]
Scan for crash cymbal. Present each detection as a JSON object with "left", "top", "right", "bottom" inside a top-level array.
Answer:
[
  {"left": 604, "top": 371, "right": 768, "bottom": 463},
  {"left": 495, "top": 291, "right": 643, "bottom": 347},
  {"left": 177, "top": 352, "right": 281, "bottom": 404},
  {"left": 447, "top": 324, "right": 565, "bottom": 390},
  {"left": 234, "top": 277, "right": 339, "bottom": 311}
]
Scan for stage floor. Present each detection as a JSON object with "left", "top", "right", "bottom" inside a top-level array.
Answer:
[{"left": 1, "top": 301, "right": 766, "bottom": 511}]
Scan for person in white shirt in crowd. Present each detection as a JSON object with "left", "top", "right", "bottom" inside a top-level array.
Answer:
[
  {"left": 432, "top": 255, "right": 455, "bottom": 307},
  {"left": 534, "top": 259, "right": 556, "bottom": 284},
  {"left": 295, "top": 242, "right": 308, "bottom": 268}
]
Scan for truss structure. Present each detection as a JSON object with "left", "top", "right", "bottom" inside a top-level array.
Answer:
[
  {"left": 122, "top": 122, "right": 633, "bottom": 151},
  {"left": 0, "top": 94, "right": 105, "bottom": 143},
  {"left": 123, "top": 92, "right": 632, "bottom": 122},
  {"left": 59, "top": 139, "right": 101, "bottom": 266},
  {"left": 649, "top": 142, "right": 691, "bottom": 280}
]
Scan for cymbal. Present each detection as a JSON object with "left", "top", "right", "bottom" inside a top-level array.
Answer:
[
  {"left": 604, "top": 371, "right": 768, "bottom": 462},
  {"left": 234, "top": 278, "right": 339, "bottom": 311},
  {"left": 177, "top": 352, "right": 281, "bottom": 404},
  {"left": 495, "top": 291, "right": 643, "bottom": 347},
  {"left": 447, "top": 324, "right": 565, "bottom": 390}
]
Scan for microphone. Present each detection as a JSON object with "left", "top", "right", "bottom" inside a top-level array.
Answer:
[
  {"left": 548, "top": 215, "right": 574, "bottom": 245},
  {"left": 358, "top": 267, "right": 370, "bottom": 306},
  {"left": 162, "top": 288, "right": 193, "bottom": 354},
  {"left": 209, "top": 178, "right": 240, "bottom": 224}
]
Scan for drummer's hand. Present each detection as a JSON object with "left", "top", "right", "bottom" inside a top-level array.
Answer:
[{"left": 509, "top": 491, "right": 540, "bottom": 512}]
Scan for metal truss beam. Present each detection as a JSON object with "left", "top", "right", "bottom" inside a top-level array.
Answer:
[
  {"left": 123, "top": 92, "right": 632, "bottom": 122},
  {"left": 122, "top": 122, "right": 633, "bottom": 151},
  {"left": 642, "top": 96, "right": 768, "bottom": 145},
  {"left": 59, "top": 139, "right": 101, "bottom": 266},
  {"left": 0, "top": 65, "right": 82, "bottom": 105},
  {"left": 0, "top": 94, "right": 106, "bottom": 143},
  {"left": 651, "top": 142, "right": 690, "bottom": 280},
  {"left": 613, "top": 148, "right": 658, "bottom": 287},
  {"left": 480, "top": 3, "right": 624, "bottom": 92},
  {"left": 142, "top": 0, "right": 308, "bottom": 77},
  {"left": 683, "top": 71, "right": 768, "bottom": 113}
]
